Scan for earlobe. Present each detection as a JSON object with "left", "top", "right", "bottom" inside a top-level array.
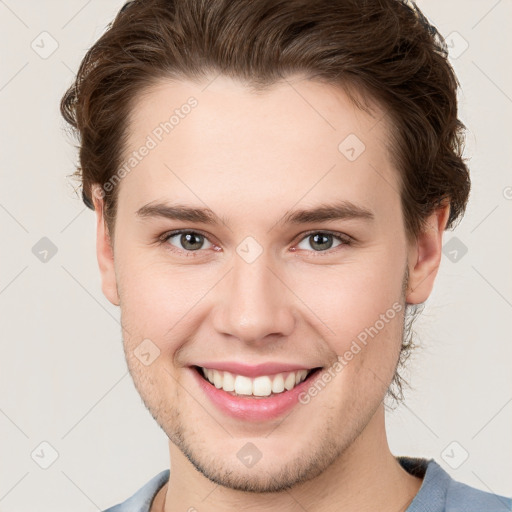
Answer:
[
  {"left": 92, "top": 187, "right": 120, "bottom": 306},
  {"left": 406, "top": 204, "right": 450, "bottom": 305}
]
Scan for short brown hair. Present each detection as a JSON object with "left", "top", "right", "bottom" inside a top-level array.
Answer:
[{"left": 60, "top": 0, "right": 470, "bottom": 403}]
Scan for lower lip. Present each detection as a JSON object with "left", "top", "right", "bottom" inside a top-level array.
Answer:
[{"left": 189, "top": 366, "right": 323, "bottom": 421}]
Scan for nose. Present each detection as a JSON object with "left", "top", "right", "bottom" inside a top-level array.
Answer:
[{"left": 212, "top": 252, "right": 296, "bottom": 345}]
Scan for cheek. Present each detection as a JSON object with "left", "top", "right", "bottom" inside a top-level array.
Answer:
[
  {"left": 315, "top": 295, "right": 404, "bottom": 412},
  {"left": 294, "top": 251, "right": 406, "bottom": 339},
  {"left": 115, "top": 254, "right": 216, "bottom": 352},
  {"left": 297, "top": 251, "right": 406, "bottom": 382}
]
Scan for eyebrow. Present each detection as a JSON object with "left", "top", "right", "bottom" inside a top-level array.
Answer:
[{"left": 135, "top": 200, "right": 374, "bottom": 227}]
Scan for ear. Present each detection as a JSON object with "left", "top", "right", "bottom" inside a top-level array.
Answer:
[
  {"left": 406, "top": 203, "right": 450, "bottom": 304},
  {"left": 92, "top": 186, "right": 120, "bottom": 306}
]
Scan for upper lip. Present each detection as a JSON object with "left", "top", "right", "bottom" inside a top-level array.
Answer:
[{"left": 191, "top": 361, "right": 322, "bottom": 378}]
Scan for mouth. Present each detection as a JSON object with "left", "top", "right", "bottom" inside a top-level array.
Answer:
[{"left": 191, "top": 365, "right": 324, "bottom": 399}]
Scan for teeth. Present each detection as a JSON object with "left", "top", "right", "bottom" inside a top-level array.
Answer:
[
  {"left": 234, "top": 375, "right": 253, "bottom": 395},
  {"left": 213, "top": 370, "right": 223, "bottom": 388},
  {"left": 284, "top": 373, "right": 296, "bottom": 390},
  {"left": 253, "top": 376, "right": 272, "bottom": 397},
  {"left": 295, "top": 370, "right": 308, "bottom": 385},
  {"left": 200, "top": 367, "right": 313, "bottom": 396},
  {"left": 222, "top": 371, "right": 235, "bottom": 391},
  {"left": 272, "top": 374, "right": 285, "bottom": 393}
]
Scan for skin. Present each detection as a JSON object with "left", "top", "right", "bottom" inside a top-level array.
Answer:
[{"left": 93, "top": 75, "right": 449, "bottom": 512}]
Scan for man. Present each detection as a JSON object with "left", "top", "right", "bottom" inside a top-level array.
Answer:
[{"left": 60, "top": 0, "right": 511, "bottom": 510}]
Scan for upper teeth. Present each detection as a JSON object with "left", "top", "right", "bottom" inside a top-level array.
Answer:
[{"left": 201, "top": 367, "right": 311, "bottom": 396}]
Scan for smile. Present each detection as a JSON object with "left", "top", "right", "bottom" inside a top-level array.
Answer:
[
  {"left": 190, "top": 364, "right": 324, "bottom": 421},
  {"left": 196, "top": 365, "right": 320, "bottom": 397}
]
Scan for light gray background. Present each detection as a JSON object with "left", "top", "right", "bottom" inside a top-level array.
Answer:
[{"left": 0, "top": 0, "right": 511, "bottom": 510}]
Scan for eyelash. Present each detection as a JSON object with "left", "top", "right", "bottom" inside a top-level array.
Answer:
[{"left": 157, "top": 229, "right": 353, "bottom": 257}]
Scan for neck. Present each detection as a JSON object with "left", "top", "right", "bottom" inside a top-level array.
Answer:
[{"left": 157, "top": 405, "right": 422, "bottom": 512}]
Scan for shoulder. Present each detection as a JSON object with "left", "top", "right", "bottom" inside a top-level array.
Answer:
[
  {"left": 397, "top": 456, "right": 512, "bottom": 512},
  {"left": 102, "top": 469, "right": 170, "bottom": 512},
  {"left": 444, "top": 473, "right": 512, "bottom": 512}
]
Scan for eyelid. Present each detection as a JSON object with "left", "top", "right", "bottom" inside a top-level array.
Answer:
[
  {"left": 159, "top": 228, "right": 212, "bottom": 243},
  {"left": 291, "top": 229, "right": 353, "bottom": 256},
  {"left": 294, "top": 229, "right": 353, "bottom": 245},
  {"left": 159, "top": 229, "right": 353, "bottom": 255},
  {"left": 159, "top": 229, "right": 218, "bottom": 253}
]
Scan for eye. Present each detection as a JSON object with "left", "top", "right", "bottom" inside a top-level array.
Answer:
[
  {"left": 295, "top": 231, "right": 351, "bottom": 253},
  {"left": 162, "top": 230, "right": 214, "bottom": 253},
  {"left": 159, "top": 229, "right": 352, "bottom": 256}
]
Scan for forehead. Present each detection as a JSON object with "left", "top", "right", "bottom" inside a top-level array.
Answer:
[{"left": 118, "top": 75, "right": 401, "bottom": 225}]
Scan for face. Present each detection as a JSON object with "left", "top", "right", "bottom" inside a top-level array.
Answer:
[{"left": 94, "top": 75, "right": 446, "bottom": 492}]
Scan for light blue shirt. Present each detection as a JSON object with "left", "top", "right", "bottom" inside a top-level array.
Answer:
[{"left": 102, "top": 456, "right": 512, "bottom": 511}]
